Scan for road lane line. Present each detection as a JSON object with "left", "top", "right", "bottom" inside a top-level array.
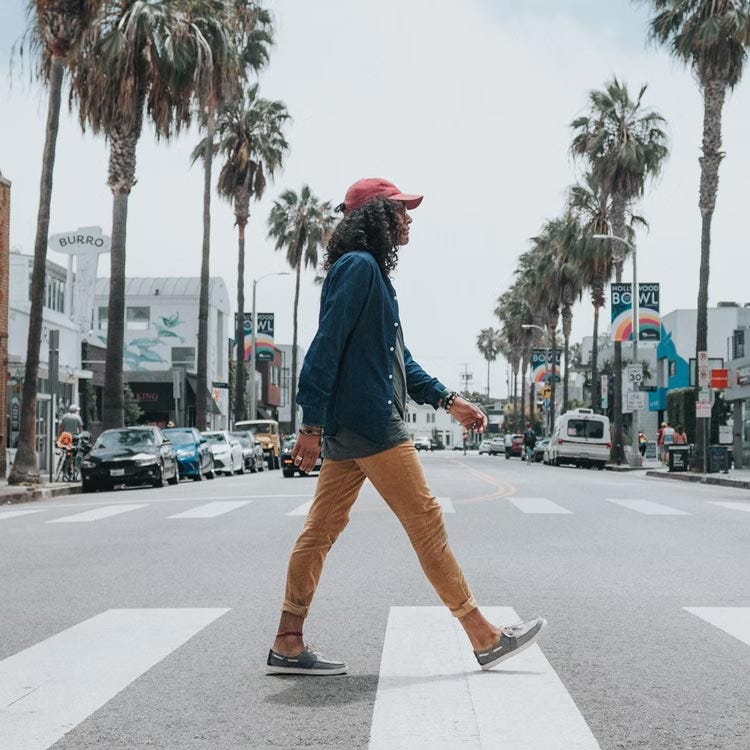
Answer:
[
  {"left": 684, "top": 607, "right": 750, "bottom": 647},
  {"left": 46, "top": 504, "right": 148, "bottom": 523},
  {"left": 0, "top": 607, "right": 229, "bottom": 750},
  {"left": 287, "top": 499, "right": 313, "bottom": 516},
  {"left": 0, "top": 509, "right": 46, "bottom": 521},
  {"left": 508, "top": 497, "right": 572, "bottom": 515},
  {"left": 369, "top": 606, "right": 600, "bottom": 749},
  {"left": 709, "top": 501, "right": 750, "bottom": 513},
  {"left": 167, "top": 501, "right": 251, "bottom": 519},
  {"left": 605, "top": 498, "right": 690, "bottom": 516}
]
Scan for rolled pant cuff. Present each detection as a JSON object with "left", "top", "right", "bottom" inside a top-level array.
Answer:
[
  {"left": 451, "top": 597, "right": 478, "bottom": 618},
  {"left": 282, "top": 600, "right": 309, "bottom": 618}
]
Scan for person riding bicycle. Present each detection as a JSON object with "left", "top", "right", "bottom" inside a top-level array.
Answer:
[
  {"left": 522, "top": 423, "right": 537, "bottom": 463},
  {"left": 56, "top": 431, "right": 76, "bottom": 481}
]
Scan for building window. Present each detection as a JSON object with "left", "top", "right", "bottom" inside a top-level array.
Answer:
[
  {"left": 126, "top": 307, "right": 150, "bottom": 330},
  {"left": 271, "top": 365, "right": 280, "bottom": 387},
  {"left": 98, "top": 306, "right": 108, "bottom": 330},
  {"left": 44, "top": 274, "right": 65, "bottom": 313},
  {"left": 281, "top": 366, "right": 290, "bottom": 407},
  {"left": 171, "top": 347, "right": 195, "bottom": 369}
]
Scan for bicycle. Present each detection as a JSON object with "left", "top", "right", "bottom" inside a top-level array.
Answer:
[{"left": 54, "top": 446, "right": 77, "bottom": 482}]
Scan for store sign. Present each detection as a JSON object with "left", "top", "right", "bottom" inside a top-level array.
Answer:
[
  {"left": 737, "top": 366, "right": 750, "bottom": 386},
  {"left": 711, "top": 369, "right": 728, "bottom": 389}
]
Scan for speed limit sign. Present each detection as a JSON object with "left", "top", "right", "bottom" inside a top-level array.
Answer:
[{"left": 626, "top": 363, "right": 643, "bottom": 385}]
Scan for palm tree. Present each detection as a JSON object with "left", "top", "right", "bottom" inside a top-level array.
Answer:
[
  {"left": 645, "top": 0, "right": 749, "bottom": 468},
  {"left": 69, "top": 0, "right": 229, "bottom": 430},
  {"left": 196, "top": 87, "right": 289, "bottom": 422},
  {"left": 495, "top": 289, "right": 525, "bottom": 427},
  {"left": 476, "top": 328, "right": 503, "bottom": 399},
  {"left": 267, "top": 186, "right": 336, "bottom": 432},
  {"left": 193, "top": 2, "right": 273, "bottom": 430},
  {"left": 571, "top": 78, "right": 669, "bottom": 460},
  {"left": 9, "top": 1, "right": 99, "bottom": 484}
]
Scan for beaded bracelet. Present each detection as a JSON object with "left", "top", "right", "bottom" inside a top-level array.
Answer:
[
  {"left": 299, "top": 425, "right": 323, "bottom": 437},
  {"left": 441, "top": 391, "right": 460, "bottom": 413}
]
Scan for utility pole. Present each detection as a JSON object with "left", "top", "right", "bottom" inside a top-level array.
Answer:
[{"left": 459, "top": 363, "right": 473, "bottom": 396}]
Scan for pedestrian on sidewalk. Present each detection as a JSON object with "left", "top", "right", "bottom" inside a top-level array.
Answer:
[
  {"left": 661, "top": 422, "right": 676, "bottom": 464},
  {"left": 638, "top": 431, "right": 648, "bottom": 459},
  {"left": 674, "top": 425, "right": 688, "bottom": 445},
  {"left": 59, "top": 404, "right": 83, "bottom": 437},
  {"left": 267, "top": 178, "right": 546, "bottom": 677}
]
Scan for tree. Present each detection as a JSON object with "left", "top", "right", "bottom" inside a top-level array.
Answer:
[
  {"left": 9, "top": 0, "right": 99, "bottom": 484},
  {"left": 201, "top": 85, "right": 289, "bottom": 422},
  {"left": 476, "top": 328, "right": 503, "bottom": 399},
  {"left": 571, "top": 77, "right": 669, "bottom": 460},
  {"left": 193, "top": 1, "right": 273, "bottom": 430},
  {"left": 69, "top": 0, "right": 230, "bottom": 431},
  {"left": 645, "top": 0, "right": 749, "bottom": 469},
  {"left": 267, "top": 186, "right": 336, "bottom": 432}
]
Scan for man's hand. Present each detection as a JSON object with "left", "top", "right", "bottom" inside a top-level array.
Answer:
[
  {"left": 450, "top": 397, "right": 488, "bottom": 433},
  {"left": 291, "top": 432, "right": 322, "bottom": 473}
]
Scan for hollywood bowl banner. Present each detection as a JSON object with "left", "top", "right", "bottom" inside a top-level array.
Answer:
[
  {"left": 530, "top": 349, "right": 561, "bottom": 384},
  {"left": 611, "top": 283, "right": 633, "bottom": 342},
  {"left": 235, "top": 312, "right": 275, "bottom": 361},
  {"left": 638, "top": 283, "right": 661, "bottom": 342}
]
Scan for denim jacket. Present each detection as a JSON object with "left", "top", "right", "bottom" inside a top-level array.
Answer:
[{"left": 297, "top": 251, "right": 447, "bottom": 445}]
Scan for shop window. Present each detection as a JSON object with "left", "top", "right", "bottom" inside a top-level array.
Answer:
[
  {"left": 171, "top": 347, "right": 195, "bottom": 369},
  {"left": 98, "top": 306, "right": 108, "bottom": 330},
  {"left": 126, "top": 307, "right": 150, "bottom": 330}
]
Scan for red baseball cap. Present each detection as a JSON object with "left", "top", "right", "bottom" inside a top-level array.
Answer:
[{"left": 341, "top": 178, "right": 423, "bottom": 214}]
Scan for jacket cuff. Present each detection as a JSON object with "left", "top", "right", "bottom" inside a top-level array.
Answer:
[{"left": 301, "top": 405, "right": 326, "bottom": 429}]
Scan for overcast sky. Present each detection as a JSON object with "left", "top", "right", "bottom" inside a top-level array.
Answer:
[{"left": 2, "top": 0, "right": 749, "bottom": 398}]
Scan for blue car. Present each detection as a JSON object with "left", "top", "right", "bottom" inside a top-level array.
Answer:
[{"left": 162, "top": 427, "right": 215, "bottom": 481}]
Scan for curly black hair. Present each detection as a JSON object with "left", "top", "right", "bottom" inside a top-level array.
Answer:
[{"left": 323, "top": 198, "right": 403, "bottom": 277}]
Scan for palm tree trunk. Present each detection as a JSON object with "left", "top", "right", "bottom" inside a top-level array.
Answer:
[
  {"left": 562, "top": 304, "right": 572, "bottom": 413},
  {"left": 591, "top": 301, "right": 601, "bottom": 411},
  {"left": 486, "top": 359, "right": 490, "bottom": 400},
  {"left": 693, "top": 80, "right": 726, "bottom": 471},
  {"left": 549, "top": 328, "right": 557, "bottom": 436},
  {"left": 512, "top": 364, "right": 518, "bottom": 419},
  {"left": 520, "top": 352, "right": 527, "bottom": 425},
  {"left": 196, "top": 107, "right": 215, "bottom": 431},
  {"left": 9, "top": 56, "right": 64, "bottom": 484},
  {"left": 610, "top": 191, "right": 627, "bottom": 463},
  {"left": 290, "top": 259, "right": 302, "bottom": 433},
  {"left": 234, "top": 220, "right": 246, "bottom": 421}
]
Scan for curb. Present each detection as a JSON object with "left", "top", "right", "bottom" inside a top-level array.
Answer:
[
  {"left": 645, "top": 471, "right": 750, "bottom": 490},
  {"left": 0, "top": 484, "right": 82, "bottom": 506}
]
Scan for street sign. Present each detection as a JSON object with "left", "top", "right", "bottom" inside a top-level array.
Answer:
[
  {"left": 626, "top": 391, "right": 646, "bottom": 412},
  {"left": 696, "top": 400, "right": 711, "bottom": 418},
  {"left": 697, "top": 350, "right": 710, "bottom": 388},
  {"left": 711, "top": 368, "right": 728, "bottom": 389},
  {"left": 627, "top": 363, "right": 644, "bottom": 386}
]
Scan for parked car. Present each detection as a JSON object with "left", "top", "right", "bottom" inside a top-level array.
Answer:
[
  {"left": 80, "top": 426, "right": 178, "bottom": 492},
  {"left": 281, "top": 437, "right": 323, "bottom": 477},
  {"left": 546, "top": 409, "right": 610, "bottom": 469},
  {"left": 505, "top": 434, "right": 524, "bottom": 459},
  {"left": 230, "top": 431, "right": 265, "bottom": 473},
  {"left": 202, "top": 430, "right": 244, "bottom": 475},
  {"left": 162, "top": 427, "right": 215, "bottom": 481},
  {"left": 233, "top": 419, "right": 281, "bottom": 469},
  {"left": 489, "top": 437, "right": 505, "bottom": 455},
  {"left": 532, "top": 437, "right": 549, "bottom": 463},
  {"left": 414, "top": 436, "right": 434, "bottom": 452},
  {"left": 478, "top": 439, "right": 493, "bottom": 455}
]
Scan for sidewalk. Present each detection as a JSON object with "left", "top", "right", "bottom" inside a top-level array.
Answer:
[
  {"left": 605, "top": 458, "right": 663, "bottom": 472},
  {"left": 645, "top": 466, "right": 750, "bottom": 490},
  {"left": 0, "top": 480, "right": 82, "bottom": 505}
]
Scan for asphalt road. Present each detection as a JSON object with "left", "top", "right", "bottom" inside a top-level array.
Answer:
[{"left": 1, "top": 452, "right": 749, "bottom": 749}]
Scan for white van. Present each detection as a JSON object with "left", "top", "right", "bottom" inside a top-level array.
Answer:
[{"left": 547, "top": 409, "right": 610, "bottom": 469}]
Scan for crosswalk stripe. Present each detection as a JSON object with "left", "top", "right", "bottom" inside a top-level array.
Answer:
[
  {"left": 709, "top": 501, "right": 750, "bottom": 514},
  {"left": 286, "top": 498, "right": 313, "bottom": 516},
  {"left": 46, "top": 504, "right": 148, "bottom": 523},
  {"left": 684, "top": 607, "right": 750, "bottom": 647},
  {"left": 437, "top": 497, "right": 455, "bottom": 513},
  {"left": 167, "top": 501, "right": 251, "bottom": 519},
  {"left": 508, "top": 497, "right": 572, "bottom": 514},
  {"left": 0, "top": 509, "right": 46, "bottom": 521},
  {"left": 0, "top": 607, "right": 229, "bottom": 750},
  {"left": 605, "top": 498, "right": 690, "bottom": 516},
  {"left": 369, "top": 606, "right": 599, "bottom": 749}
]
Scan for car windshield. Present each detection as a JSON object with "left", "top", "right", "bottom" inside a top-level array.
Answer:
[
  {"left": 96, "top": 429, "right": 155, "bottom": 450},
  {"left": 204, "top": 433, "right": 225, "bottom": 443},
  {"left": 566, "top": 419, "right": 604, "bottom": 439},
  {"left": 163, "top": 429, "right": 194, "bottom": 443},
  {"left": 230, "top": 433, "right": 252, "bottom": 446}
]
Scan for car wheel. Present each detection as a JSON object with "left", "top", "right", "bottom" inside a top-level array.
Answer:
[
  {"left": 151, "top": 464, "right": 166, "bottom": 488},
  {"left": 167, "top": 465, "right": 179, "bottom": 485},
  {"left": 82, "top": 479, "right": 97, "bottom": 493},
  {"left": 273, "top": 455, "right": 281, "bottom": 470},
  {"left": 237, "top": 461, "right": 245, "bottom": 475},
  {"left": 192, "top": 470, "right": 204, "bottom": 481},
  {"left": 282, "top": 469, "right": 295, "bottom": 478}
]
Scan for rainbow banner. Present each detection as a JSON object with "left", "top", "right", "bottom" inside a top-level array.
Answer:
[
  {"left": 611, "top": 283, "right": 633, "bottom": 342},
  {"left": 638, "top": 283, "right": 661, "bottom": 342},
  {"left": 235, "top": 312, "right": 275, "bottom": 361},
  {"left": 530, "top": 349, "right": 561, "bottom": 384}
]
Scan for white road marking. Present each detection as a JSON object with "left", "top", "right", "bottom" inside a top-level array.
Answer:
[
  {"left": 508, "top": 497, "right": 572, "bottom": 515},
  {"left": 685, "top": 607, "right": 750, "bottom": 647},
  {"left": 605, "top": 498, "right": 690, "bottom": 516},
  {"left": 710, "top": 501, "right": 750, "bottom": 513},
  {"left": 0, "top": 509, "right": 46, "bottom": 521},
  {"left": 287, "top": 498, "right": 314, "bottom": 516},
  {"left": 369, "top": 606, "right": 600, "bottom": 749},
  {"left": 46, "top": 504, "right": 148, "bottom": 523},
  {"left": 0, "top": 608, "right": 229, "bottom": 750},
  {"left": 437, "top": 497, "right": 455, "bottom": 513},
  {"left": 168, "top": 501, "right": 251, "bottom": 519}
]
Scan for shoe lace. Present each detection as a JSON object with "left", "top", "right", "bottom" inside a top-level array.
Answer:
[{"left": 500, "top": 620, "right": 525, "bottom": 637}]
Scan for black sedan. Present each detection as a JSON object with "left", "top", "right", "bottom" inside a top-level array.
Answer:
[
  {"left": 80, "top": 426, "right": 179, "bottom": 492},
  {"left": 281, "top": 437, "right": 323, "bottom": 478}
]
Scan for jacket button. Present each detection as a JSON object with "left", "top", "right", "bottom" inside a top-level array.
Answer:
[
  {"left": 388, "top": 374, "right": 393, "bottom": 379},
  {"left": 387, "top": 400, "right": 392, "bottom": 405},
  {"left": 394, "top": 322, "right": 399, "bottom": 327},
  {"left": 389, "top": 346, "right": 394, "bottom": 352}
]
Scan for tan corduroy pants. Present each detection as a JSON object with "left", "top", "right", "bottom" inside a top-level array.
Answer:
[{"left": 282, "top": 440, "right": 477, "bottom": 618}]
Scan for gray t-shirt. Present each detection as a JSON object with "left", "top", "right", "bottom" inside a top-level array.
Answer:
[
  {"left": 59, "top": 412, "right": 83, "bottom": 434},
  {"left": 323, "top": 326, "right": 410, "bottom": 460}
]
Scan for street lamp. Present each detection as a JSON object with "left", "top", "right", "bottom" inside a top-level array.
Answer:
[
  {"left": 593, "top": 233, "right": 640, "bottom": 467},
  {"left": 249, "top": 272, "right": 290, "bottom": 421}
]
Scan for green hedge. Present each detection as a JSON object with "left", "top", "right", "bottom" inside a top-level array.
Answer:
[{"left": 667, "top": 387, "right": 729, "bottom": 444}]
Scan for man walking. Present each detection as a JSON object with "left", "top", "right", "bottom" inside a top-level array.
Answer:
[
  {"left": 522, "top": 422, "right": 537, "bottom": 464},
  {"left": 267, "top": 178, "right": 546, "bottom": 676},
  {"left": 58, "top": 404, "right": 83, "bottom": 437}
]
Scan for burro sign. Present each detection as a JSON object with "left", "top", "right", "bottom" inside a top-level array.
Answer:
[{"left": 48, "top": 226, "right": 111, "bottom": 333}]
